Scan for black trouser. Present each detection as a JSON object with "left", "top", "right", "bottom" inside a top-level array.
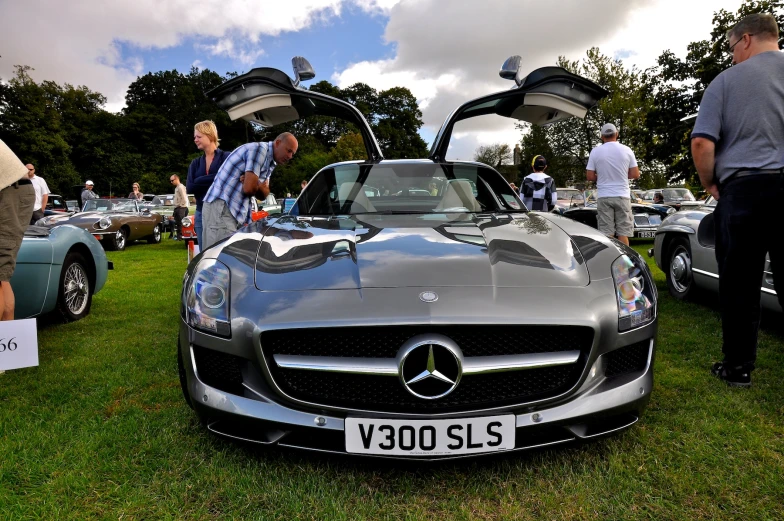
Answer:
[
  {"left": 173, "top": 206, "right": 188, "bottom": 240},
  {"left": 714, "top": 174, "right": 784, "bottom": 370},
  {"left": 30, "top": 209, "right": 44, "bottom": 225}
]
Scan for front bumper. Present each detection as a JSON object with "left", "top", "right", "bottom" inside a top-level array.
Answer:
[{"left": 179, "top": 317, "right": 656, "bottom": 459}]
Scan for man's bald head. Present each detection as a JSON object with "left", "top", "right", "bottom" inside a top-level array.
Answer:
[
  {"left": 26, "top": 164, "right": 35, "bottom": 178},
  {"left": 273, "top": 132, "right": 298, "bottom": 165}
]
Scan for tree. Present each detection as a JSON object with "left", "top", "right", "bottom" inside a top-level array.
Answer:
[
  {"left": 644, "top": 0, "right": 783, "bottom": 185},
  {"left": 474, "top": 143, "right": 512, "bottom": 168}
]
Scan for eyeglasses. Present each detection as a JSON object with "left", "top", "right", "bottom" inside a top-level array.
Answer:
[
  {"left": 27, "top": 169, "right": 34, "bottom": 172},
  {"left": 728, "top": 33, "right": 753, "bottom": 52},
  {"left": 170, "top": 179, "right": 175, "bottom": 183}
]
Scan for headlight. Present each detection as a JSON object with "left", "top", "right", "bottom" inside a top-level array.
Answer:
[
  {"left": 186, "top": 259, "right": 231, "bottom": 337},
  {"left": 96, "top": 217, "right": 112, "bottom": 230},
  {"left": 612, "top": 254, "right": 656, "bottom": 331},
  {"left": 35, "top": 217, "right": 50, "bottom": 226},
  {"left": 666, "top": 207, "right": 676, "bottom": 214},
  {"left": 182, "top": 217, "right": 192, "bottom": 227}
]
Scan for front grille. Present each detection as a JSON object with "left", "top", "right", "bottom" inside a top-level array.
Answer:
[
  {"left": 276, "top": 365, "right": 580, "bottom": 412},
  {"left": 262, "top": 325, "right": 593, "bottom": 358},
  {"left": 261, "top": 326, "right": 594, "bottom": 412},
  {"left": 192, "top": 345, "right": 245, "bottom": 395},
  {"left": 604, "top": 340, "right": 650, "bottom": 378}
]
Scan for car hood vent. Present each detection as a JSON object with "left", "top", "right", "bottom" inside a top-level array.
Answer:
[{"left": 254, "top": 214, "right": 589, "bottom": 291}]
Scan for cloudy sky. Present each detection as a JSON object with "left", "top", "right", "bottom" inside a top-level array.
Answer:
[{"left": 1, "top": 0, "right": 744, "bottom": 160}]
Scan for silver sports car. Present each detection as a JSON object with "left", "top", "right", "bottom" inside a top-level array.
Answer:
[
  {"left": 650, "top": 196, "right": 780, "bottom": 312},
  {"left": 177, "top": 57, "right": 659, "bottom": 459}
]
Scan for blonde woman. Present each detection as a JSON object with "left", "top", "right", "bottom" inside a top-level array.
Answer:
[
  {"left": 128, "top": 182, "right": 143, "bottom": 200},
  {"left": 186, "top": 120, "right": 230, "bottom": 246}
]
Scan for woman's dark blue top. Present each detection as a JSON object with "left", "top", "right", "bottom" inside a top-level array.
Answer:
[{"left": 186, "top": 148, "right": 231, "bottom": 210}]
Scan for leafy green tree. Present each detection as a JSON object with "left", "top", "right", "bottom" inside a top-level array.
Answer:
[
  {"left": 645, "top": 0, "right": 783, "bottom": 185},
  {"left": 474, "top": 143, "right": 512, "bottom": 168}
]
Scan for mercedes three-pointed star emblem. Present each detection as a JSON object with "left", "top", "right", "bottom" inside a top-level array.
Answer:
[{"left": 397, "top": 335, "right": 463, "bottom": 400}]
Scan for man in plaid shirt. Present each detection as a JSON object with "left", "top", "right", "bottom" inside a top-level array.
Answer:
[{"left": 202, "top": 132, "right": 298, "bottom": 248}]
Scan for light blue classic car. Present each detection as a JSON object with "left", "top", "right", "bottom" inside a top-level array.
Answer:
[{"left": 11, "top": 225, "right": 112, "bottom": 321}]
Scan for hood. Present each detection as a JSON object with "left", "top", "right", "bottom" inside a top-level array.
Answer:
[
  {"left": 45, "top": 211, "right": 118, "bottom": 226},
  {"left": 253, "top": 214, "right": 589, "bottom": 291}
]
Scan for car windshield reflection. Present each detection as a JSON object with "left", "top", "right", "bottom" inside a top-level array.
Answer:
[
  {"left": 294, "top": 163, "right": 522, "bottom": 216},
  {"left": 83, "top": 199, "right": 137, "bottom": 212}
]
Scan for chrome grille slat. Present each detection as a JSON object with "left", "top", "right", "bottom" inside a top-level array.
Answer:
[{"left": 273, "top": 351, "right": 581, "bottom": 376}]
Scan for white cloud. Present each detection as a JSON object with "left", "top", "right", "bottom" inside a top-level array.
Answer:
[
  {"left": 0, "top": 0, "right": 345, "bottom": 111},
  {"left": 195, "top": 39, "right": 266, "bottom": 66}
]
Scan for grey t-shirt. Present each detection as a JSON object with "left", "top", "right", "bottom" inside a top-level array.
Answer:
[{"left": 691, "top": 51, "right": 784, "bottom": 183}]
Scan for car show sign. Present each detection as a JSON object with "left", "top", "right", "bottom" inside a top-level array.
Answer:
[{"left": 0, "top": 318, "right": 39, "bottom": 371}]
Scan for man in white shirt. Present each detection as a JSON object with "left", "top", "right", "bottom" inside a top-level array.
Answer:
[
  {"left": 26, "top": 164, "right": 50, "bottom": 225},
  {"left": 585, "top": 123, "right": 640, "bottom": 245}
]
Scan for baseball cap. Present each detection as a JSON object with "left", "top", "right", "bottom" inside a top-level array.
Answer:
[
  {"left": 85, "top": 180, "right": 94, "bottom": 186},
  {"left": 601, "top": 123, "right": 618, "bottom": 136},
  {"left": 532, "top": 155, "right": 547, "bottom": 170}
]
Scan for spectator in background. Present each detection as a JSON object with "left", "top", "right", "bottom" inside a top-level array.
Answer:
[
  {"left": 170, "top": 174, "right": 188, "bottom": 241},
  {"left": 0, "top": 139, "right": 35, "bottom": 321},
  {"left": 26, "top": 164, "right": 50, "bottom": 225},
  {"left": 653, "top": 192, "right": 664, "bottom": 204},
  {"left": 81, "top": 180, "right": 98, "bottom": 209},
  {"left": 128, "top": 182, "right": 143, "bottom": 200},
  {"left": 586, "top": 123, "right": 640, "bottom": 246},
  {"left": 186, "top": 120, "right": 230, "bottom": 247},
  {"left": 202, "top": 132, "right": 298, "bottom": 249},
  {"left": 301, "top": 179, "right": 308, "bottom": 192},
  {"left": 521, "top": 155, "right": 556, "bottom": 212}
]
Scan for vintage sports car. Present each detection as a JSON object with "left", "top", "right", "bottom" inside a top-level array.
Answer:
[
  {"left": 650, "top": 196, "right": 780, "bottom": 311},
  {"left": 641, "top": 188, "right": 702, "bottom": 211},
  {"left": 562, "top": 197, "right": 674, "bottom": 239},
  {"left": 37, "top": 198, "right": 164, "bottom": 251},
  {"left": 177, "top": 57, "right": 658, "bottom": 459},
  {"left": 552, "top": 188, "right": 584, "bottom": 214},
  {"left": 11, "top": 225, "right": 112, "bottom": 321}
]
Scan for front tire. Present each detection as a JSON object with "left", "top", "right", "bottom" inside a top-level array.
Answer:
[
  {"left": 57, "top": 252, "right": 93, "bottom": 321},
  {"left": 107, "top": 228, "right": 127, "bottom": 251},
  {"left": 147, "top": 224, "right": 162, "bottom": 244},
  {"left": 666, "top": 237, "right": 695, "bottom": 300}
]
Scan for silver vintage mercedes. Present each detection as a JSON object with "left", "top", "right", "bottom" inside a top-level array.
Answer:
[{"left": 177, "top": 57, "right": 658, "bottom": 459}]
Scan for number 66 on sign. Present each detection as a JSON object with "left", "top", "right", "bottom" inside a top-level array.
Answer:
[{"left": 0, "top": 318, "right": 38, "bottom": 371}]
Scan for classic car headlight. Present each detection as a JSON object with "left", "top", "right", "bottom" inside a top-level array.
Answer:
[
  {"left": 186, "top": 259, "right": 231, "bottom": 337},
  {"left": 182, "top": 217, "right": 192, "bottom": 227},
  {"left": 666, "top": 207, "right": 676, "bottom": 214},
  {"left": 612, "top": 254, "right": 656, "bottom": 331},
  {"left": 35, "top": 217, "right": 51, "bottom": 226},
  {"left": 96, "top": 217, "right": 112, "bottom": 230}
]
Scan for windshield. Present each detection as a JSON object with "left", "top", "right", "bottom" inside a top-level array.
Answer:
[
  {"left": 294, "top": 163, "right": 523, "bottom": 216},
  {"left": 83, "top": 199, "right": 137, "bottom": 212},
  {"left": 557, "top": 189, "right": 581, "bottom": 201},
  {"left": 662, "top": 188, "right": 695, "bottom": 201}
]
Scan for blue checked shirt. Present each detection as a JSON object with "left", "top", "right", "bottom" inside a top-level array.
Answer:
[{"left": 204, "top": 142, "right": 276, "bottom": 225}]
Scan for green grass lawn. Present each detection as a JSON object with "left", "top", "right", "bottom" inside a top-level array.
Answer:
[{"left": 1, "top": 238, "right": 782, "bottom": 520}]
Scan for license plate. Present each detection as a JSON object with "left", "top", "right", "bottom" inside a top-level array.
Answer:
[
  {"left": 345, "top": 415, "right": 515, "bottom": 456},
  {"left": 637, "top": 231, "right": 656, "bottom": 238}
]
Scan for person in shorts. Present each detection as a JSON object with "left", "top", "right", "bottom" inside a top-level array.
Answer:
[
  {"left": 585, "top": 123, "right": 640, "bottom": 245},
  {"left": 0, "top": 139, "right": 36, "bottom": 321}
]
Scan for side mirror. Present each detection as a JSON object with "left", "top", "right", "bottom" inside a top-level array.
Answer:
[
  {"left": 499, "top": 55, "right": 524, "bottom": 86},
  {"left": 292, "top": 56, "right": 315, "bottom": 86}
]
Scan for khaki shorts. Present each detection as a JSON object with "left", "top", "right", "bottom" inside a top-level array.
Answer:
[
  {"left": 597, "top": 197, "right": 634, "bottom": 238},
  {"left": 202, "top": 199, "right": 240, "bottom": 249},
  {"left": 0, "top": 183, "right": 35, "bottom": 281}
]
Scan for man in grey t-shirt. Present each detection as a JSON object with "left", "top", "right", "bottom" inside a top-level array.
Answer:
[{"left": 691, "top": 13, "right": 784, "bottom": 387}]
